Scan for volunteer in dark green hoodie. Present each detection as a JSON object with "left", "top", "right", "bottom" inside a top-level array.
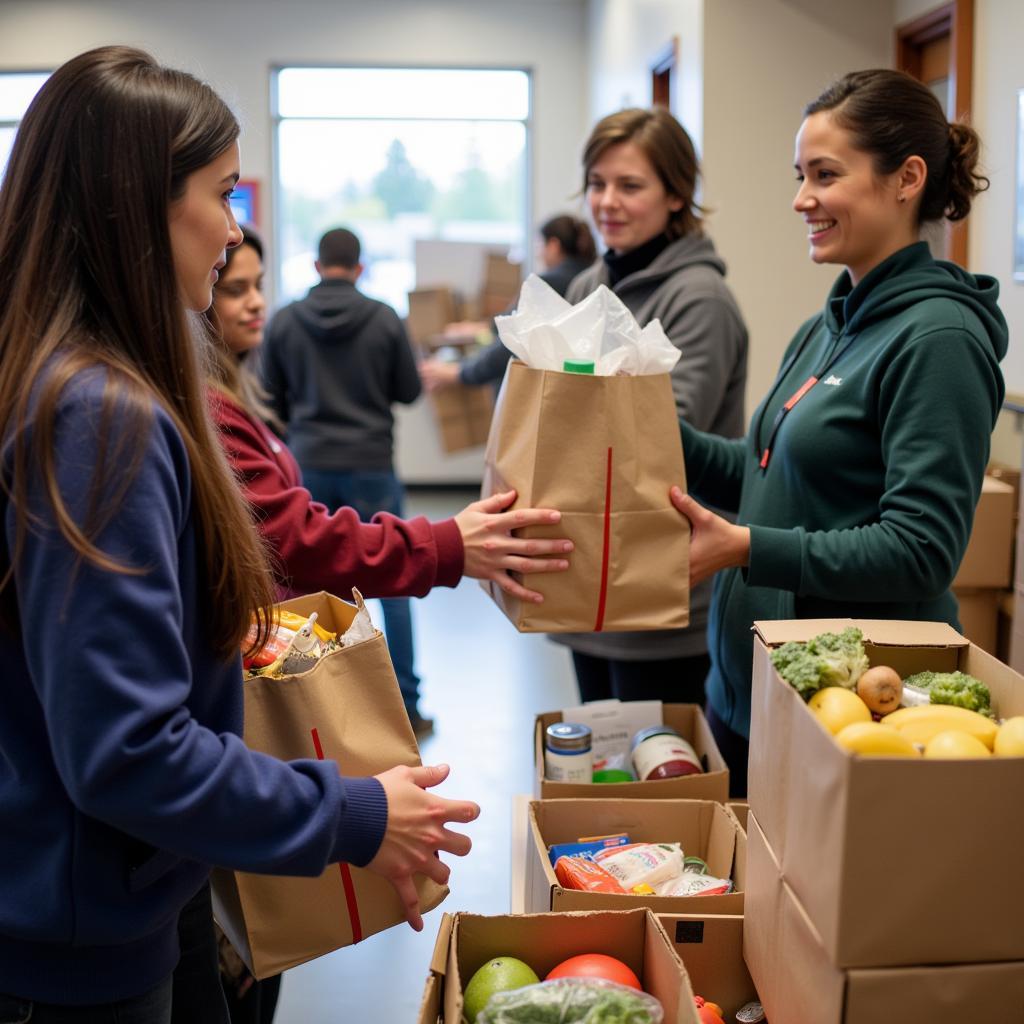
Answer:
[{"left": 671, "top": 70, "right": 1007, "bottom": 795}]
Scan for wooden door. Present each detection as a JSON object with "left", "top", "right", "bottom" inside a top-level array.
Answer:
[{"left": 895, "top": 0, "right": 974, "bottom": 267}]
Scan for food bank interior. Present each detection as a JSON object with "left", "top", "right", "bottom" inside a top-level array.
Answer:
[{"left": 3, "top": 0, "right": 1023, "bottom": 1020}]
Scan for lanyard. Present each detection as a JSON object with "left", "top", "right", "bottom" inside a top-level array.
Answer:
[{"left": 753, "top": 317, "right": 856, "bottom": 471}]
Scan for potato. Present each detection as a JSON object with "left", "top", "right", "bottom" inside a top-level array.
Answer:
[{"left": 856, "top": 665, "right": 903, "bottom": 715}]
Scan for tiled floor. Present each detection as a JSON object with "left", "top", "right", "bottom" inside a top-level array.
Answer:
[{"left": 274, "top": 488, "right": 579, "bottom": 1023}]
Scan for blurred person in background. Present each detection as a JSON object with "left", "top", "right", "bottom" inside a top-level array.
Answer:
[
  {"left": 670, "top": 70, "right": 1006, "bottom": 796},
  {"left": 553, "top": 106, "right": 749, "bottom": 710},
  {"left": 418, "top": 214, "right": 597, "bottom": 391}
]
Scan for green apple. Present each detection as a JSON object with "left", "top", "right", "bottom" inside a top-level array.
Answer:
[{"left": 463, "top": 956, "right": 539, "bottom": 1022}]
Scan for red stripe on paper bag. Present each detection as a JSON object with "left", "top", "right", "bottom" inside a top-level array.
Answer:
[
  {"left": 593, "top": 446, "right": 613, "bottom": 632},
  {"left": 310, "top": 727, "right": 363, "bottom": 943}
]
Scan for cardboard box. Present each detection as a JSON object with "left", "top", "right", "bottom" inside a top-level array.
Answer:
[
  {"left": 744, "top": 811, "right": 1024, "bottom": 1024},
  {"left": 534, "top": 704, "right": 729, "bottom": 801},
  {"left": 748, "top": 618, "right": 1024, "bottom": 967},
  {"left": 419, "top": 908, "right": 699, "bottom": 1024},
  {"left": 407, "top": 287, "right": 459, "bottom": 346},
  {"left": 428, "top": 382, "right": 494, "bottom": 453},
  {"left": 725, "top": 800, "right": 749, "bottom": 833},
  {"left": 952, "top": 585, "right": 1001, "bottom": 654},
  {"left": 954, "top": 474, "right": 1015, "bottom": 588},
  {"left": 525, "top": 799, "right": 745, "bottom": 917},
  {"left": 658, "top": 913, "right": 759, "bottom": 1020},
  {"left": 1010, "top": 584, "right": 1024, "bottom": 674},
  {"left": 482, "top": 251, "right": 522, "bottom": 299}
]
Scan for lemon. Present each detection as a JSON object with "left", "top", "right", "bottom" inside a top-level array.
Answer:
[
  {"left": 463, "top": 956, "right": 539, "bottom": 1022},
  {"left": 994, "top": 716, "right": 1024, "bottom": 756},
  {"left": 808, "top": 687, "right": 871, "bottom": 735},
  {"left": 924, "top": 729, "right": 991, "bottom": 759}
]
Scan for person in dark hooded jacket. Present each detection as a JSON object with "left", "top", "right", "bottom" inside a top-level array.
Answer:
[
  {"left": 670, "top": 70, "right": 1007, "bottom": 796},
  {"left": 263, "top": 228, "right": 429, "bottom": 733}
]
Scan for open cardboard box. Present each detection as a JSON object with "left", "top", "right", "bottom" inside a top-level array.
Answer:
[
  {"left": 744, "top": 811, "right": 1024, "bottom": 1024},
  {"left": 525, "top": 799, "right": 745, "bottom": 916},
  {"left": 534, "top": 704, "right": 729, "bottom": 801},
  {"left": 418, "top": 908, "right": 699, "bottom": 1024},
  {"left": 748, "top": 618, "right": 1024, "bottom": 967},
  {"left": 725, "top": 800, "right": 748, "bottom": 833},
  {"left": 658, "top": 913, "right": 759, "bottom": 1021}
]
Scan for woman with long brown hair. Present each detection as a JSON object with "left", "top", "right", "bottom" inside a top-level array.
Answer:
[{"left": 0, "top": 46, "right": 478, "bottom": 1022}]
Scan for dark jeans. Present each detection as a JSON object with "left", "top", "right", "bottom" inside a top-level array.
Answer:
[
  {"left": 706, "top": 703, "right": 750, "bottom": 799},
  {"left": 171, "top": 885, "right": 230, "bottom": 1024},
  {"left": 302, "top": 467, "right": 422, "bottom": 717},
  {"left": 0, "top": 980, "right": 172, "bottom": 1023},
  {"left": 222, "top": 975, "right": 280, "bottom": 1024},
  {"left": 571, "top": 651, "right": 710, "bottom": 707}
]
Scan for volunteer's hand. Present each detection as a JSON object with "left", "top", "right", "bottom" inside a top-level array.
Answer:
[
  {"left": 367, "top": 763, "right": 480, "bottom": 932},
  {"left": 418, "top": 359, "right": 461, "bottom": 392},
  {"left": 455, "top": 489, "right": 573, "bottom": 603},
  {"left": 670, "top": 486, "right": 750, "bottom": 588}
]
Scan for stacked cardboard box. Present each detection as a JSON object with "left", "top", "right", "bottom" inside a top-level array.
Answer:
[
  {"left": 659, "top": 913, "right": 760, "bottom": 1022},
  {"left": 524, "top": 799, "right": 746, "bottom": 917},
  {"left": 418, "top": 909, "right": 700, "bottom": 1023},
  {"left": 533, "top": 704, "right": 728, "bottom": 801},
  {"left": 405, "top": 285, "right": 496, "bottom": 454},
  {"left": 951, "top": 474, "right": 1015, "bottom": 656},
  {"left": 744, "top": 618, "right": 1024, "bottom": 1022}
]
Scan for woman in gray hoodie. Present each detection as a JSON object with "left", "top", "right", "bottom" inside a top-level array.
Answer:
[{"left": 553, "top": 107, "right": 749, "bottom": 708}]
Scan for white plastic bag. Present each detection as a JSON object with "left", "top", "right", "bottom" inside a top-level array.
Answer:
[{"left": 494, "top": 274, "right": 681, "bottom": 376}]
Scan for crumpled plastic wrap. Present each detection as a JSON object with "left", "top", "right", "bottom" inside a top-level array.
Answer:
[
  {"left": 494, "top": 274, "right": 681, "bottom": 376},
  {"left": 475, "top": 977, "right": 663, "bottom": 1023}
]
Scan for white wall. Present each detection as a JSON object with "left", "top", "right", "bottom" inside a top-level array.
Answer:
[
  {"left": 586, "top": 0, "right": 703, "bottom": 148},
  {"left": 970, "top": 0, "right": 1024, "bottom": 398},
  {"left": 701, "top": 0, "right": 893, "bottom": 418},
  {"left": 0, "top": 0, "right": 588, "bottom": 277}
]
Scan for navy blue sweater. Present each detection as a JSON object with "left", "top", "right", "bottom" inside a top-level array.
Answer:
[{"left": 0, "top": 370, "right": 387, "bottom": 1004}]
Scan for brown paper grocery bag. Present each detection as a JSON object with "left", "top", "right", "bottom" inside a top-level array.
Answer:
[
  {"left": 482, "top": 361, "right": 689, "bottom": 632},
  {"left": 210, "top": 591, "right": 447, "bottom": 979}
]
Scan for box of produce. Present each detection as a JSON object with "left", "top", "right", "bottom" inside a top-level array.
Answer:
[
  {"left": 418, "top": 908, "right": 700, "bottom": 1024},
  {"left": 534, "top": 703, "right": 729, "bottom": 801},
  {"left": 525, "top": 799, "right": 745, "bottom": 917},
  {"left": 657, "top": 913, "right": 761, "bottom": 1023},
  {"left": 748, "top": 618, "right": 1024, "bottom": 967},
  {"left": 744, "top": 811, "right": 1024, "bottom": 1024}
]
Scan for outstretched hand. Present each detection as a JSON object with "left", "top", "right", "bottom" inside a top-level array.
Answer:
[
  {"left": 455, "top": 490, "right": 572, "bottom": 603},
  {"left": 367, "top": 763, "right": 480, "bottom": 931},
  {"left": 418, "top": 359, "right": 460, "bottom": 392},
  {"left": 670, "top": 486, "right": 751, "bottom": 588}
]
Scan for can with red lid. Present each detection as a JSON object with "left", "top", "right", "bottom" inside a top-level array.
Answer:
[{"left": 630, "top": 726, "right": 702, "bottom": 781}]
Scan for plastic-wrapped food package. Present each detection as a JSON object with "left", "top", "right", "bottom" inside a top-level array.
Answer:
[{"left": 475, "top": 977, "right": 663, "bottom": 1023}]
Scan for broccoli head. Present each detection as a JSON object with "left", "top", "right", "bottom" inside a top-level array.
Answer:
[
  {"left": 902, "top": 670, "right": 993, "bottom": 717},
  {"left": 770, "top": 627, "right": 869, "bottom": 700}
]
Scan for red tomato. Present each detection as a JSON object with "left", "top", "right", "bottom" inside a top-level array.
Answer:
[
  {"left": 697, "top": 1006, "right": 725, "bottom": 1024},
  {"left": 545, "top": 953, "right": 641, "bottom": 990}
]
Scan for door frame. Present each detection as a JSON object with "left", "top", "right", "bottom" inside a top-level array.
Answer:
[{"left": 895, "top": 0, "right": 974, "bottom": 267}]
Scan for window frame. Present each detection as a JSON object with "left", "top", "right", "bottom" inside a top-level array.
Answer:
[{"left": 269, "top": 62, "right": 534, "bottom": 308}]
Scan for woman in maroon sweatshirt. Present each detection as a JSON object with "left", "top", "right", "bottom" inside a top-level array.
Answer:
[
  {"left": 207, "top": 226, "right": 571, "bottom": 609},
  {"left": 205, "top": 226, "right": 570, "bottom": 1023}
]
